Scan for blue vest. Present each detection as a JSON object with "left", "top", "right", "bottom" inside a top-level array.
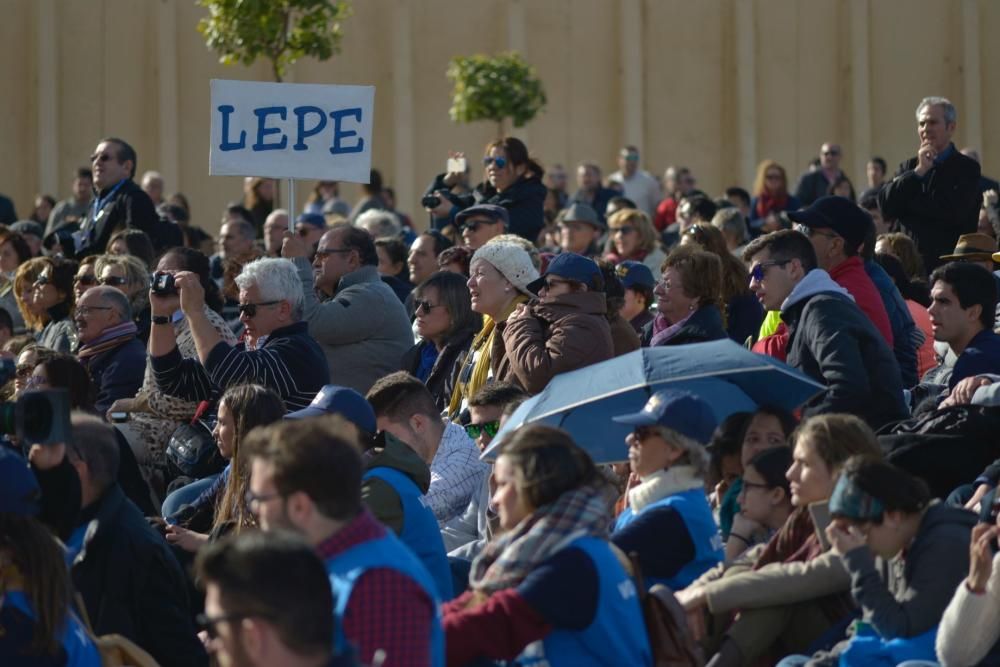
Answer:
[
  {"left": 324, "top": 531, "right": 444, "bottom": 667},
  {"left": 614, "top": 487, "right": 724, "bottom": 589},
  {"left": 518, "top": 537, "right": 652, "bottom": 667},
  {"left": 363, "top": 466, "right": 455, "bottom": 600},
  {"left": 4, "top": 590, "right": 103, "bottom": 667}
]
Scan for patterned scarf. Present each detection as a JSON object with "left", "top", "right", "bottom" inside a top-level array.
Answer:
[
  {"left": 649, "top": 311, "right": 693, "bottom": 347},
  {"left": 77, "top": 320, "right": 138, "bottom": 360},
  {"left": 469, "top": 480, "right": 616, "bottom": 594},
  {"left": 447, "top": 295, "right": 527, "bottom": 418}
]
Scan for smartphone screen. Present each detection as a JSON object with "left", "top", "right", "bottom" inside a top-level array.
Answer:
[
  {"left": 447, "top": 157, "right": 467, "bottom": 173},
  {"left": 110, "top": 412, "right": 129, "bottom": 423}
]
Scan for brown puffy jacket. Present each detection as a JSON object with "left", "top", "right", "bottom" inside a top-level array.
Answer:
[
  {"left": 500, "top": 291, "right": 614, "bottom": 394},
  {"left": 608, "top": 312, "right": 640, "bottom": 356}
]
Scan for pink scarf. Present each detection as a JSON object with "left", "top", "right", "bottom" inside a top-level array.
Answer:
[{"left": 649, "top": 312, "right": 693, "bottom": 347}]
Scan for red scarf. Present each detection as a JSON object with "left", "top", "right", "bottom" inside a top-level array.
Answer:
[{"left": 755, "top": 191, "right": 788, "bottom": 219}]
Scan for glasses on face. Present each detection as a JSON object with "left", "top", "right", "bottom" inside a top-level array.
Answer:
[
  {"left": 765, "top": 172, "right": 782, "bottom": 181},
  {"left": 237, "top": 300, "right": 281, "bottom": 318},
  {"left": 313, "top": 247, "right": 353, "bottom": 260},
  {"left": 244, "top": 488, "right": 283, "bottom": 512},
  {"left": 90, "top": 153, "right": 115, "bottom": 163},
  {"left": 98, "top": 275, "right": 128, "bottom": 287},
  {"left": 76, "top": 305, "right": 114, "bottom": 317},
  {"left": 541, "top": 278, "right": 574, "bottom": 292},
  {"left": 483, "top": 156, "right": 508, "bottom": 169},
  {"left": 623, "top": 154, "right": 639, "bottom": 162},
  {"left": 613, "top": 226, "right": 636, "bottom": 235},
  {"left": 414, "top": 300, "right": 445, "bottom": 315},
  {"left": 632, "top": 426, "right": 660, "bottom": 441},
  {"left": 15, "top": 363, "right": 34, "bottom": 379},
  {"left": 793, "top": 223, "right": 838, "bottom": 240},
  {"left": 749, "top": 259, "right": 792, "bottom": 282},
  {"left": 741, "top": 480, "right": 772, "bottom": 492},
  {"left": 822, "top": 150, "right": 840, "bottom": 157},
  {"left": 197, "top": 612, "right": 266, "bottom": 640},
  {"left": 465, "top": 420, "right": 500, "bottom": 440},
  {"left": 74, "top": 274, "right": 97, "bottom": 286}
]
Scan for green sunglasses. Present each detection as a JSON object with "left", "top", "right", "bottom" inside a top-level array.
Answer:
[{"left": 465, "top": 420, "right": 500, "bottom": 440}]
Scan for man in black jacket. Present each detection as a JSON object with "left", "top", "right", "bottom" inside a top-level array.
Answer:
[
  {"left": 878, "top": 97, "right": 981, "bottom": 272},
  {"left": 62, "top": 414, "right": 207, "bottom": 667},
  {"left": 75, "top": 137, "right": 181, "bottom": 257},
  {"left": 744, "top": 230, "right": 907, "bottom": 429}
]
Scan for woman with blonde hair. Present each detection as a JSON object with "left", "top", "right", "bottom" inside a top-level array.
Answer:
[
  {"left": 604, "top": 208, "right": 667, "bottom": 280},
  {"left": 0, "top": 226, "right": 32, "bottom": 333},
  {"left": 14, "top": 258, "right": 48, "bottom": 335},
  {"left": 95, "top": 253, "right": 151, "bottom": 341},
  {"left": 750, "top": 160, "right": 801, "bottom": 226}
]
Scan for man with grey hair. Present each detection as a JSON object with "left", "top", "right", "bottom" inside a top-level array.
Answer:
[
  {"left": 355, "top": 208, "right": 402, "bottom": 239},
  {"left": 879, "top": 96, "right": 981, "bottom": 272},
  {"left": 283, "top": 224, "right": 411, "bottom": 394},
  {"left": 53, "top": 412, "right": 207, "bottom": 666},
  {"left": 75, "top": 285, "right": 145, "bottom": 415},
  {"left": 149, "top": 257, "right": 329, "bottom": 411},
  {"left": 712, "top": 206, "right": 749, "bottom": 256}
]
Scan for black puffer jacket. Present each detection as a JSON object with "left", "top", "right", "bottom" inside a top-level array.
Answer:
[
  {"left": 475, "top": 175, "right": 546, "bottom": 243},
  {"left": 70, "top": 484, "right": 207, "bottom": 667},
  {"left": 401, "top": 326, "right": 477, "bottom": 413}
]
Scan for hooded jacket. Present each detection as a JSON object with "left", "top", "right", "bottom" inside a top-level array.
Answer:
[
  {"left": 781, "top": 269, "right": 907, "bottom": 429},
  {"left": 362, "top": 434, "right": 432, "bottom": 534},
  {"left": 501, "top": 291, "right": 614, "bottom": 395}
]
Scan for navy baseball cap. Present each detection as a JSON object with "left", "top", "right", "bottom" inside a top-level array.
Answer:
[
  {"left": 616, "top": 261, "right": 655, "bottom": 289},
  {"left": 786, "top": 196, "right": 873, "bottom": 251},
  {"left": 612, "top": 389, "right": 717, "bottom": 444},
  {"left": 0, "top": 447, "right": 40, "bottom": 517},
  {"left": 285, "top": 385, "right": 377, "bottom": 435},
  {"left": 296, "top": 212, "right": 326, "bottom": 229},
  {"left": 456, "top": 204, "right": 509, "bottom": 228},
  {"left": 527, "top": 252, "right": 602, "bottom": 294}
]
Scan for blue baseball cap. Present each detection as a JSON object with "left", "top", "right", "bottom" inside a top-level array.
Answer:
[
  {"left": 612, "top": 389, "right": 717, "bottom": 444},
  {"left": 296, "top": 212, "right": 326, "bottom": 229},
  {"left": 616, "top": 261, "right": 655, "bottom": 289},
  {"left": 0, "top": 447, "right": 40, "bottom": 516},
  {"left": 527, "top": 252, "right": 602, "bottom": 294},
  {"left": 285, "top": 385, "right": 377, "bottom": 435}
]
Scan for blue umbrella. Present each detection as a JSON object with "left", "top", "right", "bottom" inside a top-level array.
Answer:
[{"left": 482, "top": 339, "right": 825, "bottom": 463}]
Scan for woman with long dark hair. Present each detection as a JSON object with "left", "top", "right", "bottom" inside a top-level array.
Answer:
[{"left": 32, "top": 257, "right": 77, "bottom": 353}]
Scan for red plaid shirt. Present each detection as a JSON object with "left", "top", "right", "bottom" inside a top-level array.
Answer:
[{"left": 317, "top": 510, "right": 435, "bottom": 667}]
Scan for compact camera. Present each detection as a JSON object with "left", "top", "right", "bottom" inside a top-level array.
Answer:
[{"left": 151, "top": 271, "right": 177, "bottom": 296}]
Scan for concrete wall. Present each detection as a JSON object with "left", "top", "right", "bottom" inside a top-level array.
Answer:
[{"left": 1, "top": 0, "right": 995, "bottom": 234}]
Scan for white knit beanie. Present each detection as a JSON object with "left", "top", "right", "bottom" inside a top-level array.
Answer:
[{"left": 471, "top": 242, "right": 540, "bottom": 295}]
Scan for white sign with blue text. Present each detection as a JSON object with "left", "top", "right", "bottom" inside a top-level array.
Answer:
[{"left": 209, "top": 79, "right": 374, "bottom": 182}]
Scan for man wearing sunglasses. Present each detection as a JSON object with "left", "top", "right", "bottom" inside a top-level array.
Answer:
[
  {"left": 794, "top": 142, "right": 847, "bottom": 206},
  {"left": 149, "top": 257, "right": 330, "bottom": 412},
  {"left": 282, "top": 224, "right": 412, "bottom": 395},
  {"left": 197, "top": 531, "right": 354, "bottom": 667},
  {"left": 743, "top": 229, "right": 906, "bottom": 429},
  {"left": 456, "top": 204, "right": 508, "bottom": 250}
]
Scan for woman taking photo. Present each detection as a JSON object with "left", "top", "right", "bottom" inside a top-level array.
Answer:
[
  {"left": 750, "top": 160, "right": 800, "bottom": 226},
  {"left": 442, "top": 424, "right": 652, "bottom": 667},
  {"left": 32, "top": 257, "right": 77, "bottom": 353},
  {"left": 475, "top": 137, "right": 546, "bottom": 244},
  {"left": 604, "top": 208, "right": 667, "bottom": 281},
  {"left": 0, "top": 449, "right": 101, "bottom": 666},
  {"left": 681, "top": 223, "right": 764, "bottom": 344},
  {"left": 401, "top": 271, "right": 480, "bottom": 412},
  {"left": 448, "top": 240, "right": 539, "bottom": 419},
  {"left": 610, "top": 390, "right": 725, "bottom": 589},
  {"left": 645, "top": 245, "right": 727, "bottom": 346},
  {"left": 502, "top": 253, "right": 614, "bottom": 395}
]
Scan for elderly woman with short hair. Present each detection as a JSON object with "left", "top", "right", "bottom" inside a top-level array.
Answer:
[
  {"left": 644, "top": 245, "right": 728, "bottom": 346},
  {"left": 401, "top": 271, "right": 482, "bottom": 412}
]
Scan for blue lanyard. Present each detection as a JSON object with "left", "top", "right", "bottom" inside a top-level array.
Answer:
[{"left": 91, "top": 179, "right": 127, "bottom": 219}]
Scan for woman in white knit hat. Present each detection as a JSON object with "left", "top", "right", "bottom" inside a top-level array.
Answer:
[{"left": 447, "top": 239, "right": 538, "bottom": 420}]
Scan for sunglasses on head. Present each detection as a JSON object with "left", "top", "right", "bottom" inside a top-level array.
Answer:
[
  {"left": 483, "top": 156, "right": 508, "bottom": 169},
  {"left": 98, "top": 276, "right": 128, "bottom": 287},
  {"left": 74, "top": 274, "right": 97, "bottom": 286},
  {"left": 33, "top": 274, "right": 50, "bottom": 286},
  {"left": 465, "top": 420, "right": 500, "bottom": 440},
  {"left": 238, "top": 300, "right": 281, "bottom": 317}
]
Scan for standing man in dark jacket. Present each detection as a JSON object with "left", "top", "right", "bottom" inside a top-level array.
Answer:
[
  {"left": 878, "top": 97, "right": 981, "bottom": 273},
  {"left": 62, "top": 414, "right": 207, "bottom": 667},
  {"left": 744, "top": 230, "right": 907, "bottom": 429},
  {"left": 75, "top": 137, "right": 181, "bottom": 257}
]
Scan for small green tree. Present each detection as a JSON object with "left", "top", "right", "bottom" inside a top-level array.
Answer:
[
  {"left": 447, "top": 52, "right": 547, "bottom": 137},
  {"left": 197, "top": 0, "right": 352, "bottom": 82}
]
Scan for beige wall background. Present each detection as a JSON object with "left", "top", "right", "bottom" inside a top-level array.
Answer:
[{"left": 1, "top": 0, "right": 996, "bottom": 236}]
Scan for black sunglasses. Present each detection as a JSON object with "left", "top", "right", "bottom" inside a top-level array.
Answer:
[
  {"left": 32, "top": 274, "right": 50, "bottom": 286},
  {"left": 465, "top": 420, "right": 500, "bottom": 440},
  {"left": 314, "top": 247, "right": 354, "bottom": 260},
  {"left": 414, "top": 300, "right": 445, "bottom": 315},
  {"left": 98, "top": 276, "right": 128, "bottom": 287},
  {"left": 237, "top": 300, "right": 281, "bottom": 317},
  {"left": 74, "top": 274, "right": 97, "bottom": 286}
]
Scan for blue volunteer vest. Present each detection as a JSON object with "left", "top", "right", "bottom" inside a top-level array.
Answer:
[
  {"left": 324, "top": 531, "right": 444, "bottom": 667},
  {"left": 4, "top": 590, "right": 102, "bottom": 667},
  {"left": 517, "top": 536, "right": 653, "bottom": 667},
  {"left": 363, "top": 466, "right": 455, "bottom": 600},
  {"left": 614, "top": 487, "right": 724, "bottom": 589}
]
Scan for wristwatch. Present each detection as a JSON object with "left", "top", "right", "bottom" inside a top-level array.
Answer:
[{"left": 152, "top": 315, "right": 171, "bottom": 325}]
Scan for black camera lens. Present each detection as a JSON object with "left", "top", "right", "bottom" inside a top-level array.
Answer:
[{"left": 421, "top": 194, "right": 442, "bottom": 209}]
